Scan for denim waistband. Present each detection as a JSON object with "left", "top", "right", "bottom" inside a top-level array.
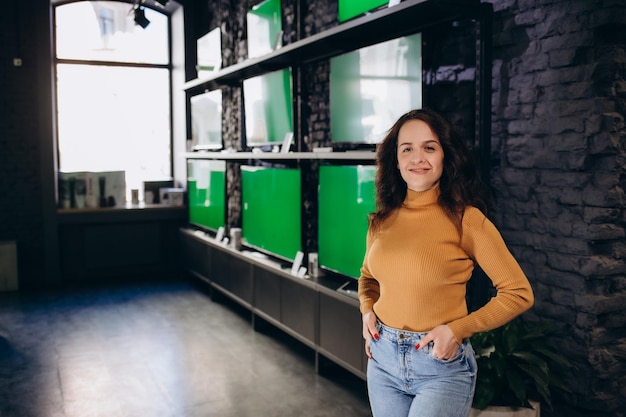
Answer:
[
  {"left": 376, "top": 321, "right": 471, "bottom": 349},
  {"left": 376, "top": 321, "right": 429, "bottom": 344}
]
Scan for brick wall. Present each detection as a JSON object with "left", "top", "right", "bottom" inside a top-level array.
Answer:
[{"left": 489, "top": 0, "right": 626, "bottom": 415}]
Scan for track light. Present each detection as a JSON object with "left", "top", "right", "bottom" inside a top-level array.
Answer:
[{"left": 134, "top": 7, "right": 150, "bottom": 28}]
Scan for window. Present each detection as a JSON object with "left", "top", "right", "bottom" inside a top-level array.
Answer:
[{"left": 54, "top": 1, "right": 172, "bottom": 204}]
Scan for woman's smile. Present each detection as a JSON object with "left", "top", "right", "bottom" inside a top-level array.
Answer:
[{"left": 396, "top": 120, "right": 444, "bottom": 192}]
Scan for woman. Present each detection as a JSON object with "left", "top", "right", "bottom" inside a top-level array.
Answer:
[{"left": 358, "top": 108, "right": 534, "bottom": 417}]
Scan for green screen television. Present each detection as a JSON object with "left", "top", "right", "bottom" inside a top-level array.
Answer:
[
  {"left": 243, "top": 68, "right": 293, "bottom": 148},
  {"left": 247, "top": 0, "right": 283, "bottom": 58},
  {"left": 330, "top": 32, "right": 422, "bottom": 145},
  {"left": 187, "top": 160, "right": 226, "bottom": 231},
  {"left": 190, "top": 89, "right": 222, "bottom": 151},
  {"left": 318, "top": 165, "right": 377, "bottom": 278},
  {"left": 241, "top": 166, "right": 302, "bottom": 261},
  {"left": 338, "top": 0, "right": 387, "bottom": 22}
]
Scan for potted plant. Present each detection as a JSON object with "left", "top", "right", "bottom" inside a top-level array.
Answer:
[{"left": 469, "top": 317, "right": 576, "bottom": 416}]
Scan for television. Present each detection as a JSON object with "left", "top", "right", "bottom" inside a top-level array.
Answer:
[
  {"left": 187, "top": 159, "right": 226, "bottom": 231},
  {"left": 243, "top": 68, "right": 293, "bottom": 148},
  {"left": 247, "top": 0, "right": 283, "bottom": 59},
  {"left": 330, "top": 32, "right": 422, "bottom": 145},
  {"left": 318, "top": 164, "right": 377, "bottom": 279},
  {"left": 196, "top": 27, "right": 222, "bottom": 77},
  {"left": 241, "top": 165, "right": 301, "bottom": 261},
  {"left": 190, "top": 89, "right": 223, "bottom": 151},
  {"left": 338, "top": 0, "right": 387, "bottom": 22}
]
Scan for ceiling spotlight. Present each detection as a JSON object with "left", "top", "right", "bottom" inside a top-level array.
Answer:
[
  {"left": 155, "top": 0, "right": 169, "bottom": 6},
  {"left": 134, "top": 7, "right": 150, "bottom": 28}
]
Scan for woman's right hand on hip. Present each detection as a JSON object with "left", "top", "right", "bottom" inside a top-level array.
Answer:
[{"left": 362, "top": 310, "right": 379, "bottom": 359}]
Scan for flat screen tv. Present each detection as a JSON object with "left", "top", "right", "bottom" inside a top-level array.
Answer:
[
  {"left": 241, "top": 165, "right": 301, "bottom": 261},
  {"left": 338, "top": 0, "right": 387, "bottom": 22},
  {"left": 190, "top": 89, "right": 223, "bottom": 151},
  {"left": 243, "top": 68, "right": 293, "bottom": 148},
  {"left": 187, "top": 159, "right": 226, "bottom": 231},
  {"left": 247, "top": 0, "right": 283, "bottom": 59},
  {"left": 318, "top": 164, "right": 377, "bottom": 279},
  {"left": 196, "top": 27, "right": 222, "bottom": 77},
  {"left": 330, "top": 32, "right": 422, "bottom": 145}
]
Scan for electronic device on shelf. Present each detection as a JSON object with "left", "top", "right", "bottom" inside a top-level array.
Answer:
[
  {"left": 243, "top": 68, "right": 294, "bottom": 149},
  {"left": 330, "top": 32, "right": 422, "bottom": 147},
  {"left": 338, "top": 0, "right": 388, "bottom": 22},
  {"left": 187, "top": 159, "right": 226, "bottom": 232},
  {"left": 318, "top": 164, "right": 377, "bottom": 279},
  {"left": 190, "top": 89, "right": 223, "bottom": 151},
  {"left": 241, "top": 165, "right": 302, "bottom": 262}
]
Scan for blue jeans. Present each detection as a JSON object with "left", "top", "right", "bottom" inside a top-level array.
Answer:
[{"left": 367, "top": 322, "right": 477, "bottom": 417}]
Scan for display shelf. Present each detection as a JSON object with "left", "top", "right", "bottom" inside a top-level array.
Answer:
[
  {"left": 57, "top": 204, "right": 186, "bottom": 224},
  {"left": 180, "top": 0, "right": 492, "bottom": 383},
  {"left": 182, "top": 150, "right": 376, "bottom": 161},
  {"left": 183, "top": 0, "right": 480, "bottom": 93}
]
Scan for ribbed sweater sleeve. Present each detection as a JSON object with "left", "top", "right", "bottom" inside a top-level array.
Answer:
[
  {"left": 448, "top": 207, "right": 534, "bottom": 340},
  {"left": 358, "top": 187, "right": 534, "bottom": 343}
]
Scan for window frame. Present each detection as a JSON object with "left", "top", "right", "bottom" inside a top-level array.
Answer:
[{"left": 51, "top": 0, "right": 176, "bottom": 205}]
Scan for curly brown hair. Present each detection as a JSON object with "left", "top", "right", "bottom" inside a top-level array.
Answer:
[{"left": 369, "top": 108, "right": 488, "bottom": 235}]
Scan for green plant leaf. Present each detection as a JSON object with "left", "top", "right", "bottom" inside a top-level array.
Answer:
[
  {"left": 475, "top": 345, "right": 496, "bottom": 358},
  {"left": 473, "top": 378, "right": 496, "bottom": 410},
  {"left": 504, "top": 367, "right": 527, "bottom": 405},
  {"left": 516, "top": 362, "right": 549, "bottom": 386},
  {"left": 517, "top": 362, "right": 550, "bottom": 405},
  {"left": 470, "top": 316, "right": 574, "bottom": 409},
  {"left": 549, "top": 374, "right": 574, "bottom": 394},
  {"left": 504, "top": 332, "right": 521, "bottom": 351},
  {"left": 521, "top": 321, "right": 553, "bottom": 338},
  {"left": 533, "top": 346, "right": 578, "bottom": 369},
  {"left": 512, "top": 352, "right": 549, "bottom": 370}
]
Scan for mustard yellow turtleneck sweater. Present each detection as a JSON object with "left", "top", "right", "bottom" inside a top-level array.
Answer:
[{"left": 358, "top": 186, "right": 534, "bottom": 343}]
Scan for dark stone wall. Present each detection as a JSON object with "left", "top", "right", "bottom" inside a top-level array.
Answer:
[
  {"left": 194, "top": 1, "right": 626, "bottom": 415},
  {"left": 488, "top": 1, "right": 626, "bottom": 416}
]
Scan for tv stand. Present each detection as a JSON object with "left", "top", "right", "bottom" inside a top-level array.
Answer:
[{"left": 179, "top": 227, "right": 366, "bottom": 379}]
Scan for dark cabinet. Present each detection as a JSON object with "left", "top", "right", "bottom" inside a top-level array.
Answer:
[
  {"left": 58, "top": 206, "right": 186, "bottom": 283},
  {"left": 281, "top": 278, "right": 317, "bottom": 344},
  {"left": 212, "top": 248, "right": 253, "bottom": 306},
  {"left": 254, "top": 266, "right": 281, "bottom": 321},
  {"left": 179, "top": 228, "right": 365, "bottom": 380},
  {"left": 180, "top": 230, "right": 212, "bottom": 279},
  {"left": 319, "top": 291, "right": 365, "bottom": 375}
]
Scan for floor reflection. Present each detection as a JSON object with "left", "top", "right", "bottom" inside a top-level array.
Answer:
[{"left": 0, "top": 280, "right": 371, "bottom": 417}]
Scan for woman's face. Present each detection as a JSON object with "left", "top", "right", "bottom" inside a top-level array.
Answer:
[{"left": 396, "top": 119, "right": 444, "bottom": 192}]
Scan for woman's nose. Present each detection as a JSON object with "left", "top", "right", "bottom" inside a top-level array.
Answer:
[{"left": 410, "top": 150, "right": 424, "bottom": 163}]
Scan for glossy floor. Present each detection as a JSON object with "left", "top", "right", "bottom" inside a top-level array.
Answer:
[{"left": 0, "top": 279, "right": 372, "bottom": 417}]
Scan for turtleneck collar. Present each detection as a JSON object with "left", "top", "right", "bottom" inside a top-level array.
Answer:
[{"left": 403, "top": 186, "right": 440, "bottom": 209}]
